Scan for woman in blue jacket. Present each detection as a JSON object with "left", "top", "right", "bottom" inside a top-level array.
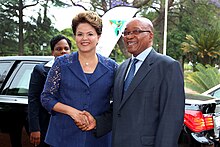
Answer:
[{"left": 41, "top": 11, "right": 117, "bottom": 147}]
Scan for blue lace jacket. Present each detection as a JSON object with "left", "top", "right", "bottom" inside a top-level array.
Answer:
[{"left": 41, "top": 52, "right": 118, "bottom": 147}]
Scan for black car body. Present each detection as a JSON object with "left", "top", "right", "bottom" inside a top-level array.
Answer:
[
  {"left": 0, "top": 56, "right": 53, "bottom": 146},
  {"left": 179, "top": 93, "right": 220, "bottom": 147}
]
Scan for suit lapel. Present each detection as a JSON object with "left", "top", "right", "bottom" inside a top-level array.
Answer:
[
  {"left": 67, "top": 52, "right": 89, "bottom": 87},
  {"left": 117, "top": 59, "right": 131, "bottom": 102},
  {"left": 119, "top": 50, "right": 157, "bottom": 109},
  {"left": 89, "top": 56, "right": 109, "bottom": 85},
  {"left": 66, "top": 53, "right": 110, "bottom": 87}
]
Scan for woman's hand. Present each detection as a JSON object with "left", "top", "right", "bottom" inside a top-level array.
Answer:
[
  {"left": 69, "top": 109, "right": 89, "bottom": 130},
  {"left": 82, "top": 110, "right": 96, "bottom": 131},
  {"left": 52, "top": 102, "right": 91, "bottom": 131}
]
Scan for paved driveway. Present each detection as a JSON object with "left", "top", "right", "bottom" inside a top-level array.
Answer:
[{"left": 0, "top": 127, "right": 32, "bottom": 147}]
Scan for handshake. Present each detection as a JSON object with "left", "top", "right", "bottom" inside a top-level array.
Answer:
[{"left": 72, "top": 110, "right": 96, "bottom": 131}]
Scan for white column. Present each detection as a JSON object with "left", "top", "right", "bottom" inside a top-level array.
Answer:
[{"left": 163, "top": 0, "right": 169, "bottom": 55}]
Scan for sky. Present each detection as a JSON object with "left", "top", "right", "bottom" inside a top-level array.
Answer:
[
  {"left": 49, "top": 6, "right": 85, "bottom": 31},
  {"left": 24, "top": 1, "right": 88, "bottom": 31},
  {"left": 23, "top": 0, "right": 137, "bottom": 31},
  {"left": 46, "top": 0, "right": 93, "bottom": 31}
]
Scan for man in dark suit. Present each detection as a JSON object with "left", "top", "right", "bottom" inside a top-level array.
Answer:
[
  {"left": 83, "top": 17, "right": 185, "bottom": 147},
  {"left": 28, "top": 35, "right": 71, "bottom": 147}
]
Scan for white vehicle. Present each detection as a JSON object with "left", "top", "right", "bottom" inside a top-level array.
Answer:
[{"left": 202, "top": 84, "right": 220, "bottom": 99}]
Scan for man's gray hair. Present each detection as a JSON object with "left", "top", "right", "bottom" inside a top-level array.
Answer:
[{"left": 127, "top": 17, "right": 153, "bottom": 28}]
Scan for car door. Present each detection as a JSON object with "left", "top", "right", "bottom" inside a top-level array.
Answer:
[{"left": 0, "top": 60, "right": 45, "bottom": 132}]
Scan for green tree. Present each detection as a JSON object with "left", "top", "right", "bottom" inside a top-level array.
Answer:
[
  {"left": 86, "top": 0, "right": 220, "bottom": 62},
  {"left": 185, "top": 63, "right": 220, "bottom": 93},
  {"left": 24, "top": 11, "right": 60, "bottom": 55},
  {"left": 163, "top": 0, "right": 220, "bottom": 65},
  {"left": 0, "top": 4, "right": 18, "bottom": 56},
  {"left": 61, "top": 28, "right": 77, "bottom": 52},
  {"left": 0, "top": 0, "right": 39, "bottom": 55},
  {"left": 86, "top": 0, "right": 176, "bottom": 59},
  {"left": 0, "top": 0, "right": 70, "bottom": 56},
  {"left": 181, "top": 27, "right": 220, "bottom": 67}
]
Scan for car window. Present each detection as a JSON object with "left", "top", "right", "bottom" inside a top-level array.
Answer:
[
  {"left": 0, "top": 61, "right": 13, "bottom": 88},
  {"left": 1, "top": 61, "right": 44, "bottom": 96},
  {"left": 212, "top": 88, "right": 220, "bottom": 99}
]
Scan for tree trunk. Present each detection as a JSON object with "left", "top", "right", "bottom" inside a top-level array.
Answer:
[{"left": 18, "top": 0, "right": 24, "bottom": 56}]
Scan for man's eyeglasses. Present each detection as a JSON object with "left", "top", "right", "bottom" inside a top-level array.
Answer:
[{"left": 122, "top": 30, "right": 151, "bottom": 36}]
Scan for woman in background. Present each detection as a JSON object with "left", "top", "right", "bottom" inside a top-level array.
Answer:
[{"left": 28, "top": 34, "right": 71, "bottom": 147}]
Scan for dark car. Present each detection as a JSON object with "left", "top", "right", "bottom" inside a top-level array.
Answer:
[
  {"left": 0, "top": 56, "right": 53, "bottom": 147},
  {"left": 179, "top": 93, "right": 220, "bottom": 147}
]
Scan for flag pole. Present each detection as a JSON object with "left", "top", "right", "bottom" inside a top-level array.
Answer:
[{"left": 163, "top": 0, "right": 168, "bottom": 55}]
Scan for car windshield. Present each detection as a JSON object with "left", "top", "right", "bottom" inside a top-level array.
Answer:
[{"left": 210, "top": 88, "right": 220, "bottom": 98}]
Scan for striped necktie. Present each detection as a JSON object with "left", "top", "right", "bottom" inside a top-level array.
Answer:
[{"left": 124, "top": 58, "right": 139, "bottom": 91}]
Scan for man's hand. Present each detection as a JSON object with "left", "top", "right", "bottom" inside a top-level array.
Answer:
[
  {"left": 30, "top": 131, "right": 41, "bottom": 146},
  {"left": 73, "top": 110, "right": 96, "bottom": 131},
  {"left": 69, "top": 109, "right": 89, "bottom": 130},
  {"left": 83, "top": 110, "right": 96, "bottom": 131}
]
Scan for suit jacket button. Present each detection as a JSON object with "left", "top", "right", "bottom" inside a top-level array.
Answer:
[{"left": 117, "top": 113, "right": 121, "bottom": 117}]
